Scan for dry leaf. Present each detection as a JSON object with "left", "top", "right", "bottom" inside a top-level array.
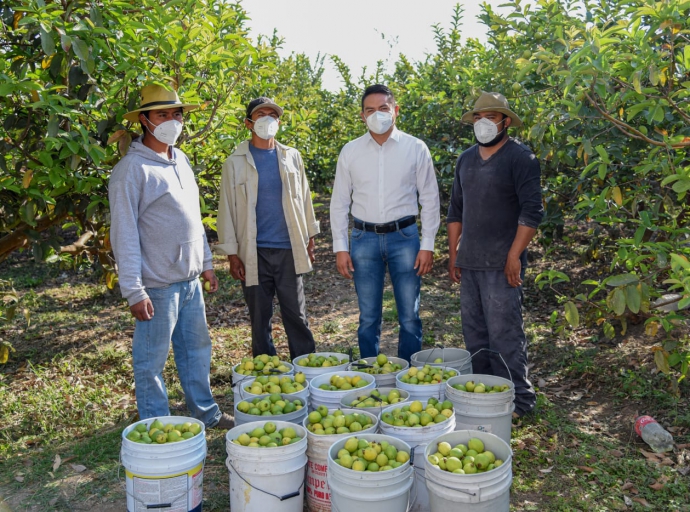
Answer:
[
  {"left": 623, "top": 495, "right": 633, "bottom": 506},
  {"left": 586, "top": 401, "right": 598, "bottom": 405},
  {"left": 609, "top": 449, "right": 624, "bottom": 457},
  {"left": 660, "top": 457, "right": 674, "bottom": 466},
  {"left": 539, "top": 466, "right": 554, "bottom": 473},
  {"left": 632, "top": 497, "right": 651, "bottom": 507},
  {"left": 70, "top": 464, "right": 87, "bottom": 473},
  {"left": 569, "top": 392, "right": 584, "bottom": 401},
  {"left": 538, "top": 378, "right": 547, "bottom": 387},
  {"left": 639, "top": 449, "right": 662, "bottom": 461},
  {"left": 49, "top": 498, "right": 58, "bottom": 506},
  {"left": 649, "top": 481, "right": 665, "bottom": 491},
  {"left": 577, "top": 465, "right": 596, "bottom": 473},
  {"left": 621, "top": 481, "right": 635, "bottom": 491},
  {"left": 15, "top": 475, "right": 24, "bottom": 483},
  {"left": 52, "top": 454, "right": 61, "bottom": 472}
]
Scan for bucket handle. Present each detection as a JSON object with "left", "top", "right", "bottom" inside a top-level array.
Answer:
[
  {"left": 468, "top": 348, "right": 513, "bottom": 383},
  {"left": 413, "top": 466, "right": 479, "bottom": 497},
  {"left": 329, "top": 469, "right": 418, "bottom": 512},
  {"left": 227, "top": 459, "right": 304, "bottom": 501}
]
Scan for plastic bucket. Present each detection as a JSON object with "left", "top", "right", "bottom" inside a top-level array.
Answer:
[
  {"left": 424, "top": 430, "right": 512, "bottom": 512},
  {"left": 304, "top": 408, "right": 379, "bottom": 512},
  {"left": 232, "top": 361, "right": 295, "bottom": 396},
  {"left": 395, "top": 366, "right": 456, "bottom": 402},
  {"left": 309, "top": 371, "right": 376, "bottom": 411},
  {"left": 225, "top": 420, "right": 308, "bottom": 512},
  {"left": 292, "top": 352, "right": 351, "bottom": 383},
  {"left": 234, "top": 393, "right": 308, "bottom": 426},
  {"left": 120, "top": 415, "right": 206, "bottom": 512},
  {"left": 235, "top": 375, "right": 310, "bottom": 405},
  {"left": 379, "top": 402, "right": 456, "bottom": 512},
  {"left": 339, "top": 387, "right": 411, "bottom": 416},
  {"left": 445, "top": 375, "right": 515, "bottom": 444},
  {"left": 327, "top": 433, "right": 414, "bottom": 512},
  {"left": 347, "top": 356, "right": 409, "bottom": 387},
  {"left": 411, "top": 348, "right": 472, "bottom": 375}
]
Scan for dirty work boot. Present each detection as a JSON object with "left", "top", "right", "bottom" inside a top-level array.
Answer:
[{"left": 212, "top": 412, "right": 235, "bottom": 430}]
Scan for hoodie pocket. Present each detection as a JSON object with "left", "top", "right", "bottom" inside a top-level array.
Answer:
[{"left": 169, "top": 237, "right": 204, "bottom": 277}]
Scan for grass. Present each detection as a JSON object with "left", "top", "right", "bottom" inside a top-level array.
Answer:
[{"left": 1, "top": 219, "right": 689, "bottom": 511}]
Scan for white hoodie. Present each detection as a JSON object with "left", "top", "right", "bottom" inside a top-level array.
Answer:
[{"left": 109, "top": 137, "right": 212, "bottom": 306}]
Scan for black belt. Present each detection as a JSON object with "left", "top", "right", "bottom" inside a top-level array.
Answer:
[{"left": 354, "top": 216, "right": 416, "bottom": 234}]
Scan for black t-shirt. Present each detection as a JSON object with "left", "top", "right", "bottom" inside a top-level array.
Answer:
[{"left": 446, "top": 139, "right": 543, "bottom": 270}]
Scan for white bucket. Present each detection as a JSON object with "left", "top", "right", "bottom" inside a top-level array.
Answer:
[
  {"left": 292, "top": 352, "right": 351, "bottom": 383},
  {"left": 327, "top": 433, "right": 415, "bottom": 512},
  {"left": 120, "top": 416, "right": 206, "bottom": 512},
  {"left": 339, "top": 387, "right": 411, "bottom": 416},
  {"left": 309, "top": 371, "right": 376, "bottom": 411},
  {"left": 379, "top": 402, "right": 456, "bottom": 512},
  {"left": 347, "top": 356, "right": 409, "bottom": 387},
  {"left": 395, "top": 366, "right": 455, "bottom": 402},
  {"left": 232, "top": 361, "right": 295, "bottom": 396},
  {"left": 235, "top": 376, "right": 310, "bottom": 405},
  {"left": 445, "top": 375, "right": 515, "bottom": 444},
  {"left": 424, "top": 430, "right": 512, "bottom": 512},
  {"left": 234, "top": 393, "right": 308, "bottom": 427},
  {"left": 411, "top": 348, "right": 473, "bottom": 375},
  {"left": 225, "top": 420, "right": 308, "bottom": 512},
  {"left": 304, "top": 408, "right": 379, "bottom": 512}
]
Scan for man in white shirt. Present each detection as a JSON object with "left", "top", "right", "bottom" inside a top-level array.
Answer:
[{"left": 330, "top": 84, "right": 440, "bottom": 362}]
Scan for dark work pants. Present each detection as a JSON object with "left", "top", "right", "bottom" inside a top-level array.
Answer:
[
  {"left": 460, "top": 268, "right": 536, "bottom": 416},
  {"left": 241, "top": 248, "right": 316, "bottom": 360}
]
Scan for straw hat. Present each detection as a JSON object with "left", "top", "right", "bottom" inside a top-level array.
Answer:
[
  {"left": 123, "top": 85, "right": 199, "bottom": 123},
  {"left": 461, "top": 92, "right": 522, "bottom": 127}
]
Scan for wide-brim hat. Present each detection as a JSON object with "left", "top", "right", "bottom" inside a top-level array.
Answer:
[
  {"left": 461, "top": 91, "right": 522, "bottom": 127},
  {"left": 123, "top": 85, "right": 200, "bottom": 123}
]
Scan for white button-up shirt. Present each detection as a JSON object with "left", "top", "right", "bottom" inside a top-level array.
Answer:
[{"left": 330, "top": 128, "right": 440, "bottom": 253}]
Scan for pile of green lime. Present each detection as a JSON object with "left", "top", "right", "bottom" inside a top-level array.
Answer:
[
  {"left": 230, "top": 423, "right": 302, "bottom": 447},
  {"left": 428, "top": 437, "right": 504, "bottom": 474},
  {"left": 306, "top": 406, "right": 374, "bottom": 435},
  {"left": 125, "top": 418, "right": 201, "bottom": 444},
  {"left": 346, "top": 388, "right": 404, "bottom": 408},
  {"left": 352, "top": 354, "right": 403, "bottom": 375},
  {"left": 398, "top": 365, "right": 456, "bottom": 385},
  {"left": 236, "top": 394, "right": 304, "bottom": 416},
  {"left": 243, "top": 373, "right": 307, "bottom": 395},
  {"left": 234, "top": 354, "right": 291, "bottom": 376},
  {"left": 334, "top": 437, "right": 410, "bottom": 472},
  {"left": 296, "top": 353, "right": 348, "bottom": 368},
  {"left": 380, "top": 398, "right": 453, "bottom": 427},
  {"left": 452, "top": 381, "right": 510, "bottom": 393}
]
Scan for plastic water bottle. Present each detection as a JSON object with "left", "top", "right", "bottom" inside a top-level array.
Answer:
[{"left": 635, "top": 416, "right": 674, "bottom": 453}]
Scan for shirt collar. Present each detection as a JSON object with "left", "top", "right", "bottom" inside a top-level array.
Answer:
[{"left": 365, "top": 126, "right": 401, "bottom": 145}]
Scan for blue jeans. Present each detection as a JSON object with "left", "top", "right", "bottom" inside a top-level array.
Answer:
[
  {"left": 132, "top": 278, "right": 221, "bottom": 427},
  {"left": 350, "top": 219, "right": 422, "bottom": 362},
  {"left": 460, "top": 268, "right": 536, "bottom": 416}
]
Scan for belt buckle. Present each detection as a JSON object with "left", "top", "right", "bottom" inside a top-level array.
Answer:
[{"left": 374, "top": 223, "right": 385, "bottom": 234}]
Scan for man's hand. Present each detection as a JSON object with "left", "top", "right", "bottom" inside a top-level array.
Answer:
[
  {"left": 448, "top": 261, "right": 462, "bottom": 283},
  {"left": 130, "top": 298, "right": 154, "bottom": 321},
  {"left": 307, "top": 237, "right": 316, "bottom": 264},
  {"left": 336, "top": 251, "right": 354, "bottom": 279},
  {"left": 504, "top": 254, "right": 523, "bottom": 288},
  {"left": 414, "top": 250, "right": 434, "bottom": 276},
  {"left": 228, "top": 255, "right": 246, "bottom": 281},
  {"left": 201, "top": 269, "right": 219, "bottom": 293}
]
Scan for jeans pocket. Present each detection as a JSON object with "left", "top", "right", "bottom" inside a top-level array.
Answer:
[
  {"left": 398, "top": 222, "right": 419, "bottom": 239},
  {"left": 351, "top": 227, "right": 364, "bottom": 240}
]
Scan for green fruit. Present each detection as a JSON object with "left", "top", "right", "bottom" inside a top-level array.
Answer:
[
  {"left": 445, "top": 457, "right": 463, "bottom": 472},
  {"left": 203, "top": 280, "right": 211, "bottom": 292},
  {"left": 134, "top": 424, "right": 148, "bottom": 433},
  {"left": 468, "top": 438, "right": 485, "bottom": 453},
  {"left": 376, "top": 353, "right": 388, "bottom": 365},
  {"left": 126, "top": 431, "right": 141, "bottom": 442},
  {"left": 344, "top": 437, "right": 359, "bottom": 453},
  {"left": 437, "top": 442, "right": 452, "bottom": 456}
]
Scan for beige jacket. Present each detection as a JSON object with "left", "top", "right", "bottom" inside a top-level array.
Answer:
[{"left": 215, "top": 140, "right": 320, "bottom": 286}]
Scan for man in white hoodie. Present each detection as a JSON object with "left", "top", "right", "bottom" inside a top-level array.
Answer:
[{"left": 109, "top": 85, "right": 234, "bottom": 429}]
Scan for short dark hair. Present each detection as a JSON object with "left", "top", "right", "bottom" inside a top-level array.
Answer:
[{"left": 361, "top": 84, "right": 395, "bottom": 110}]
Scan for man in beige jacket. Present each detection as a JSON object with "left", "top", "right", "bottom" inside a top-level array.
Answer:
[{"left": 216, "top": 97, "right": 319, "bottom": 359}]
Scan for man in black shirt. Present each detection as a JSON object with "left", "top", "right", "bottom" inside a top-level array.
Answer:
[{"left": 447, "top": 92, "right": 543, "bottom": 418}]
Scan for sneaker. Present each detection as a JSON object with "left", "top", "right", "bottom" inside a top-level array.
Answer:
[{"left": 212, "top": 412, "right": 235, "bottom": 430}]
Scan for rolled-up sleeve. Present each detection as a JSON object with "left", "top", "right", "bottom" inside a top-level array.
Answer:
[
  {"left": 416, "top": 142, "right": 440, "bottom": 252},
  {"left": 514, "top": 152, "right": 543, "bottom": 229}
]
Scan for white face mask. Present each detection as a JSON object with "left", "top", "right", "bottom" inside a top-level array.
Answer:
[
  {"left": 251, "top": 116, "right": 280, "bottom": 140},
  {"left": 366, "top": 111, "right": 394, "bottom": 135},
  {"left": 146, "top": 118, "right": 183, "bottom": 146},
  {"left": 473, "top": 117, "right": 505, "bottom": 145}
]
